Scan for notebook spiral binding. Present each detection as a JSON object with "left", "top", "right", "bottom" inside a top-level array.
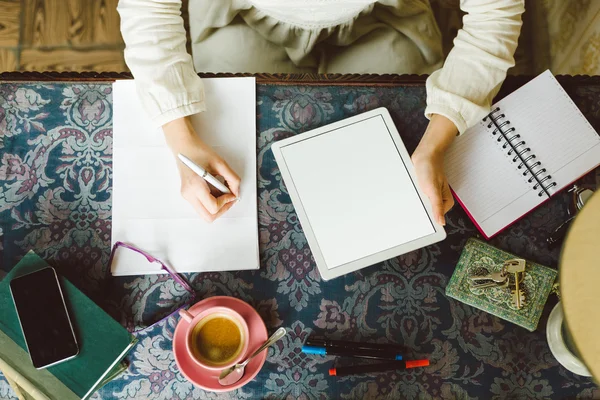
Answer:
[{"left": 484, "top": 107, "right": 557, "bottom": 197}]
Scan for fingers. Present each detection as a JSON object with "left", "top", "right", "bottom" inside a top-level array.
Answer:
[
  {"left": 182, "top": 175, "right": 237, "bottom": 221},
  {"left": 430, "top": 181, "right": 454, "bottom": 227},
  {"left": 197, "top": 190, "right": 237, "bottom": 215},
  {"left": 428, "top": 187, "right": 446, "bottom": 226},
  {"left": 441, "top": 182, "right": 455, "bottom": 215},
  {"left": 187, "top": 195, "right": 236, "bottom": 223},
  {"left": 411, "top": 151, "right": 453, "bottom": 227},
  {"left": 191, "top": 177, "right": 237, "bottom": 215},
  {"left": 185, "top": 194, "right": 215, "bottom": 222},
  {"left": 213, "top": 160, "right": 241, "bottom": 198},
  {"left": 429, "top": 180, "right": 456, "bottom": 226}
]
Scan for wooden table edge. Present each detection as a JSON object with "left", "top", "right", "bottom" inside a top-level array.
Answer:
[{"left": 1, "top": 71, "right": 599, "bottom": 89}]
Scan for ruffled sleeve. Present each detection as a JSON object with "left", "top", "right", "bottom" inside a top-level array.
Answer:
[
  {"left": 118, "top": 0, "right": 206, "bottom": 127},
  {"left": 425, "top": 0, "right": 524, "bottom": 133}
]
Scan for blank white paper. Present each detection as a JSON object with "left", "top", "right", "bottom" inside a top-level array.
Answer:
[
  {"left": 280, "top": 115, "right": 435, "bottom": 269},
  {"left": 111, "top": 78, "right": 258, "bottom": 275}
]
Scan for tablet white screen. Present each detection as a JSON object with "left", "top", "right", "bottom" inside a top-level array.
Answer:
[{"left": 279, "top": 114, "right": 435, "bottom": 269}]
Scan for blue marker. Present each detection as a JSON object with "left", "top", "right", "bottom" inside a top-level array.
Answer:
[{"left": 302, "top": 345, "right": 403, "bottom": 361}]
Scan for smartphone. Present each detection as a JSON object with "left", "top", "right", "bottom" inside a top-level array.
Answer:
[{"left": 9, "top": 267, "right": 79, "bottom": 369}]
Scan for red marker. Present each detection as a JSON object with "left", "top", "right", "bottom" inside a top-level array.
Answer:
[{"left": 329, "top": 360, "right": 429, "bottom": 377}]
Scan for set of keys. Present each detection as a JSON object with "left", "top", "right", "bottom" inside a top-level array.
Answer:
[{"left": 469, "top": 258, "right": 527, "bottom": 309}]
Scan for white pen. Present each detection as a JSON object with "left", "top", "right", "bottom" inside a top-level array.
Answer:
[{"left": 177, "top": 153, "right": 232, "bottom": 194}]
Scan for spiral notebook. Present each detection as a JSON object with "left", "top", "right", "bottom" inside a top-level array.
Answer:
[{"left": 445, "top": 70, "right": 600, "bottom": 238}]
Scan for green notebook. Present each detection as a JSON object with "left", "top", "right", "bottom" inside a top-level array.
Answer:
[
  {"left": 446, "top": 238, "right": 558, "bottom": 332},
  {"left": 0, "top": 251, "right": 137, "bottom": 399}
]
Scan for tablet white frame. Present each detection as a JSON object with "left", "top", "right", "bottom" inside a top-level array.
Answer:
[{"left": 271, "top": 107, "right": 446, "bottom": 281}]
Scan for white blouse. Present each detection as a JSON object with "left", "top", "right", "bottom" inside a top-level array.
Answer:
[{"left": 117, "top": 0, "right": 524, "bottom": 134}]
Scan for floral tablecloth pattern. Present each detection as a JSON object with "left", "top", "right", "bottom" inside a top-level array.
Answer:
[{"left": 0, "top": 81, "right": 599, "bottom": 400}]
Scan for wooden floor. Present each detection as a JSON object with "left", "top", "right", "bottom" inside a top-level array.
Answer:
[{"left": 0, "top": 0, "right": 190, "bottom": 73}]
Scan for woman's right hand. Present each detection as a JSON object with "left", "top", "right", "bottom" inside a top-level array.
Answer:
[{"left": 163, "top": 117, "right": 241, "bottom": 223}]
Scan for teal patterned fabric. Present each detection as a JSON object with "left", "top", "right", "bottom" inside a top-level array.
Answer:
[{"left": 0, "top": 81, "right": 598, "bottom": 399}]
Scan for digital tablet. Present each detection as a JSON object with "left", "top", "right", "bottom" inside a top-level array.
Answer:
[{"left": 271, "top": 107, "right": 446, "bottom": 281}]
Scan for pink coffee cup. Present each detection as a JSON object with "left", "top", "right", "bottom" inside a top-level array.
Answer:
[{"left": 179, "top": 306, "right": 249, "bottom": 371}]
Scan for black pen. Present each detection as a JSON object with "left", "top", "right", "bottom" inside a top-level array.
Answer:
[
  {"left": 329, "top": 360, "right": 430, "bottom": 377},
  {"left": 305, "top": 338, "right": 404, "bottom": 352},
  {"left": 302, "top": 345, "right": 403, "bottom": 360}
]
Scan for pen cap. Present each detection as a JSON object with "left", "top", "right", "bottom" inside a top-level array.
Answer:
[
  {"left": 301, "top": 345, "right": 327, "bottom": 355},
  {"left": 405, "top": 359, "right": 430, "bottom": 369}
]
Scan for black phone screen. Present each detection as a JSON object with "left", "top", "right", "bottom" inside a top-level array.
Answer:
[{"left": 10, "top": 267, "right": 79, "bottom": 369}]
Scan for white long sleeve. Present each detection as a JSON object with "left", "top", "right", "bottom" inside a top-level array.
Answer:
[
  {"left": 118, "top": 0, "right": 523, "bottom": 131},
  {"left": 118, "top": 0, "right": 205, "bottom": 127},
  {"left": 425, "top": 0, "right": 524, "bottom": 133}
]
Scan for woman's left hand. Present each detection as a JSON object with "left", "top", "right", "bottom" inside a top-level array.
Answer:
[{"left": 411, "top": 114, "right": 458, "bottom": 226}]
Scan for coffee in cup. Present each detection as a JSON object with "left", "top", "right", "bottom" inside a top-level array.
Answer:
[
  {"left": 179, "top": 306, "right": 249, "bottom": 370},
  {"left": 191, "top": 314, "right": 243, "bottom": 365}
]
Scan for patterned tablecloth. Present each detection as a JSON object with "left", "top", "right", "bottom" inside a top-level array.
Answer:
[{"left": 0, "top": 80, "right": 599, "bottom": 400}]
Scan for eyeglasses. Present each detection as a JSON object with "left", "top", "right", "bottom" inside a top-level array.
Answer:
[
  {"left": 106, "top": 242, "right": 196, "bottom": 334},
  {"left": 547, "top": 185, "right": 595, "bottom": 249}
]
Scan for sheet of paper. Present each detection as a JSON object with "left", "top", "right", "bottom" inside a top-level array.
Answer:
[{"left": 111, "top": 78, "right": 258, "bottom": 275}]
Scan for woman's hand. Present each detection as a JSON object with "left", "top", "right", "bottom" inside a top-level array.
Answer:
[
  {"left": 411, "top": 114, "right": 458, "bottom": 226},
  {"left": 163, "top": 117, "right": 241, "bottom": 222}
]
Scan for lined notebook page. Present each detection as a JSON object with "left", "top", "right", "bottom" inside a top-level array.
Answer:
[{"left": 445, "top": 71, "right": 600, "bottom": 238}]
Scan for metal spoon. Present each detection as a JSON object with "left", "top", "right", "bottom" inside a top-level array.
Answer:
[{"left": 218, "top": 327, "right": 287, "bottom": 386}]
